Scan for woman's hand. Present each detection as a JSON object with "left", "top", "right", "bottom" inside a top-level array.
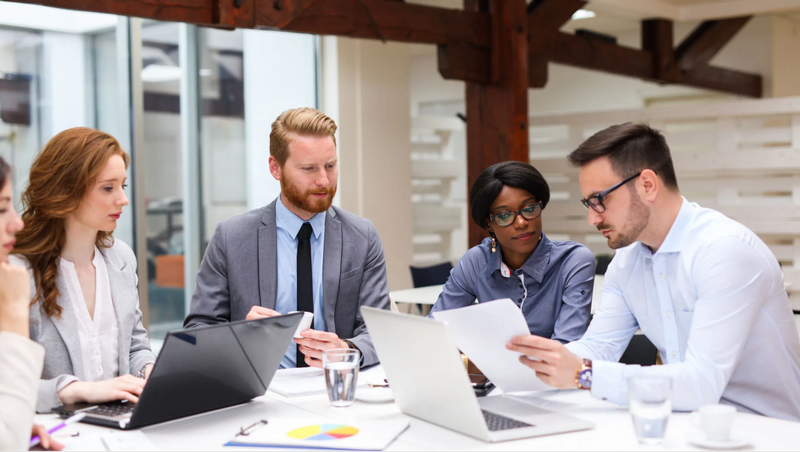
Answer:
[
  {"left": 31, "top": 423, "right": 64, "bottom": 451},
  {"left": 0, "top": 261, "right": 32, "bottom": 337},
  {"left": 57, "top": 375, "right": 146, "bottom": 405}
]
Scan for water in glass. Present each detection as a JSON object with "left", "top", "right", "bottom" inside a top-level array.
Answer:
[
  {"left": 630, "top": 398, "right": 671, "bottom": 444},
  {"left": 628, "top": 375, "right": 672, "bottom": 445},
  {"left": 325, "top": 361, "right": 358, "bottom": 407}
]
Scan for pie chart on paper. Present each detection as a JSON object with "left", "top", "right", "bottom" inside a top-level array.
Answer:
[{"left": 287, "top": 424, "right": 360, "bottom": 441}]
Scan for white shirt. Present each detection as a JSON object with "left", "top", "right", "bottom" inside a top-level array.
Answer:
[
  {"left": 567, "top": 198, "right": 800, "bottom": 422},
  {"left": 60, "top": 247, "right": 119, "bottom": 382}
]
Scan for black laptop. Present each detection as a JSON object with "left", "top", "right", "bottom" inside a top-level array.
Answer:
[{"left": 53, "top": 313, "right": 302, "bottom": 429}]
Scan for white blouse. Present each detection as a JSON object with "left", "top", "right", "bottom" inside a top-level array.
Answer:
[{"left": 60, "top": 247, "right": 119, "bottom": 382}]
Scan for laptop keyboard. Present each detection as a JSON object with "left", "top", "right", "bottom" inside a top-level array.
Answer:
[
  {"left": 86, "top": 402, "right": 135, "bottom": 418},
  {"left": 482, "top": 409, "right": 534, "bottom": 431}
]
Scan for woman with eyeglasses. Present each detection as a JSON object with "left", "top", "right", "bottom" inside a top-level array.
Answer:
[{"left": 429, "top": 161, "right": 595, "bottom": 343}]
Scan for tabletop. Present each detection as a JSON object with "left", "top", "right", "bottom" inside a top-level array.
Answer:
[
  {"left": 35, "top": 367, "right": 800, "bottom": 451},
  {"left": 389, "top": 284, "right": 443, "bottom": 306}
]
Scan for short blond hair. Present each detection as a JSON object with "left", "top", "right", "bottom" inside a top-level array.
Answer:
[{"left": 270, "top": 107, "right": 337, "bottom": 166}]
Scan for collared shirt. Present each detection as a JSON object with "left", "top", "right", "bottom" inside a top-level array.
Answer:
[
  {"left": 275, "top": 195, "right": 326, "bottom": 368},
  {"left": 59, "top": 247, "right": 119, "bottom": 382},
  {"left": 429, "top": 233, "right": 595, "bottom": 343},
  {"left": 567, "top": 198, "right": 800, "bottom": 422}
]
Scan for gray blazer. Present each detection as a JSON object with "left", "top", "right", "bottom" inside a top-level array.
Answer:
[
  {"left": 10, "top": 240, "right": 156, "bottom": 413},
  {"left": 184, "top": 200, "right": 391, "bottom": 366}
]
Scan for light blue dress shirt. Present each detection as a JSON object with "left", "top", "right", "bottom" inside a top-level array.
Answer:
[
  {"left": 566, "top": 198, "right": 800, "bottom": 421},
  {"left": 275, "top": 195, "right": 326, "bottom": 368}
]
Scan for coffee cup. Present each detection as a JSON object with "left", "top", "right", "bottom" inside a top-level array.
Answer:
[{"left": 692, "top": 404, "right": 736, "bottom": 442}]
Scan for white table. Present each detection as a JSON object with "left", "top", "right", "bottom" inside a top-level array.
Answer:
[
  {"left": 389, "top": 284, "right": 443, "bottom": 306},
  {"left": 36, "top": 372, "right": 800, "bottom": 450}
]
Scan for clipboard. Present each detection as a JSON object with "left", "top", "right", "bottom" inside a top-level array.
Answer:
[{"left": 225, "top": 417, "right": 409, "bottom": 450}]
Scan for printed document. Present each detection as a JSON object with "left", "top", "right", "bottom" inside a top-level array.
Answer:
[{"left": 432, "top": 299, "right": 551, "bottom": 393}]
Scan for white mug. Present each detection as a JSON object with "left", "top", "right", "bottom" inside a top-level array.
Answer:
[{"left": 692, "top": 404, "right": 736, "bottom": 442}]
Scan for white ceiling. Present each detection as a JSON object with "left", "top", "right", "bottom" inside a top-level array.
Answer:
[{"left": 0, "top": 2, "right": 117, "bottom": 34}]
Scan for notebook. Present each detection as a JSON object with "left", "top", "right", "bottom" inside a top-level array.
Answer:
[
  {"left": 224, "top": 417, "right": 409, "bottom": 450},
  {"left": 268, "top": 365, "right": 387, "bottom": 397}
]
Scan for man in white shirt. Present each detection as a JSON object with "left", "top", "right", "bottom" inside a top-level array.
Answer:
[{"left": 507, "top": 122, "right": 800, "bottom": 422}]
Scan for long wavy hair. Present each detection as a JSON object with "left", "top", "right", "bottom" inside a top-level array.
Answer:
[{"left": 14, "top": 127, "right": 129, "bottom": 318}]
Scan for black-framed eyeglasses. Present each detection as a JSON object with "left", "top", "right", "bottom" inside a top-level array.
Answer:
[
  {"left": 488, "top": 202, "right": 544, "bottom": 227},
  {"left": 580, "top": 172, "right": 641, "bottom": 213}
]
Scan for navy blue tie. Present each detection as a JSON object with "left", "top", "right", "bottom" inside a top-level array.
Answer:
[{"left": 296, "top": 222, "right": 313, "bottom": 367}]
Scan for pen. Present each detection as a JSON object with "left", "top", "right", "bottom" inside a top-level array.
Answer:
[{"left": 30, "top": 412, "right": 86, "bottom": 447}]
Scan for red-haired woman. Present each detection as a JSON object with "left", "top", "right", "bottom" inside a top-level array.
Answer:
[{"left": 12, "top": 127, "right": 155, "bottom": 413}]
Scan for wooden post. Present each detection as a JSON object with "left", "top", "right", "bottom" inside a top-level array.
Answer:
[{"left": 465, "top": 0, "right": 529, "bottom": 247}]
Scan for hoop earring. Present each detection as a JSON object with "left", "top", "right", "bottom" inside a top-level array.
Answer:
[{"left": 491, "top": 234, "right": 497, "bottom": 253}]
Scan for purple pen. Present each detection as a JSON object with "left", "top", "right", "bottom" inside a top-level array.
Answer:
[{"left": 30, "top": 412, "right": 86, "bottom": 447}]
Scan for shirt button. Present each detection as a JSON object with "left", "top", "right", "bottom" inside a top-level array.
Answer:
[
  {"left": 665, "top": 312, "right": 671, "bottom": 318},
  {"left": 658, "top": 274, "right": 664, "bottom": 280},
  {"left": 671, "top": 352, "right": 677, "bottom": 359}
]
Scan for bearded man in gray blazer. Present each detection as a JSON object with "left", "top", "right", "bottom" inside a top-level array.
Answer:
[{"left": 184, "top": 107, "right": 390, "bottom": 368}]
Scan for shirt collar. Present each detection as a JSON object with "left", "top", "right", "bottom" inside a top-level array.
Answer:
[
  {"left": 653, "top": 196, "right": 693, "bottom": 255},
  {"left": 275, "top": 195, "right": 326, "bottom": 240},
  {"left": 486, "top": 233, "right": 552, "bottom": 283}
]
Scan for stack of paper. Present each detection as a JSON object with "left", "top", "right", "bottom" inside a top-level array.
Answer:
[
  {"left": 268, "top": 365, "right": 387, "bottom": 397},
  {"left": 225, "top": 417, "right": 408, "bottom": 450},
  {"left": 431, "top": 298, "right": 551, "bottom": 393}
]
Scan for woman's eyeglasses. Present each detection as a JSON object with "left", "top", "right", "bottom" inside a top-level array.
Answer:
[{"left": 488, "top": 202, "right": 543, "bottom": 227}]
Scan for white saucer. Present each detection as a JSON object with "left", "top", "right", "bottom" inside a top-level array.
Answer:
[
  {"left": 355, "top": 387, "right": 394, "bottom": 403},
  {"left": 688, "top": 433, "right": 751, "bottom": 450}
]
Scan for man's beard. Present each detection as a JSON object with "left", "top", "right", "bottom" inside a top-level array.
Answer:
[
  {"left": 599, "top": 191, "right": 650, "bottom": 249},
  {"left": 281, "top": 176, "right": 337, "bottom": 214}
]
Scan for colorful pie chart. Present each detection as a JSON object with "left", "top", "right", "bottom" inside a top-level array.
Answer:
[{"left": 287, "top": 424, "right": 360, "bottom": 441}]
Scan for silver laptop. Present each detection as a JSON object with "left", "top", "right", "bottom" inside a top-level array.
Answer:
[{"left": 361, "top": 307, "right": 594, "bottom": 442}]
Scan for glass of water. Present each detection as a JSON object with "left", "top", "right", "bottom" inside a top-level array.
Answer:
[
  {"left": 628, "top": 375, "right": 672, "bottom": 445},
  {"left": 323, "top": 348, "right": 360, "bottom": 408}
]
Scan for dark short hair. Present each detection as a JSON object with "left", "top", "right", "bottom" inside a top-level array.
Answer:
[
  {"left": 567, "top": 122, "right": 679, "bottom": 190},
  {"left": 469, "top": 161, "right": 550, "bottom": 229}
]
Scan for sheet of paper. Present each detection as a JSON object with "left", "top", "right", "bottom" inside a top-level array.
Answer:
[
  {"left": 431, "top": 299, "right": 551, "bottom": 393},
  {"left": 268, "top": 365, "right": 386, "bottom": 397},
  {"left": 61, "top": 431, "right": 156, "bottom": 451},
  {"left": 225, "top": 417, "right": 409, "bottom": 450}
]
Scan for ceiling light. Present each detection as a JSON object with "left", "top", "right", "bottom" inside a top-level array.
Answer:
[{"left": 571, "top": 9, "right": 596, "bottom": 20}]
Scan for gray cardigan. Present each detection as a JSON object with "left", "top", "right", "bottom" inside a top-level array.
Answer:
[{"left": 10, "top": 240, "right": 156, "bottom": 413}]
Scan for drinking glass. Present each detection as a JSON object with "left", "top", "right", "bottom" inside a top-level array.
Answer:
[
  {"left": 628, "top": 375, "right": 672, "bottom": 445},
  {"left": 323, "top": 348, "right": 360, "bottom": 407}
]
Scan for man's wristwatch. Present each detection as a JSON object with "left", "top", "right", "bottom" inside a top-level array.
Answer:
[
  {"left": 576, "top": 359, "right": 592, "bottom": 390},
  {"left": 341, "top": 339, "right": 358, "bottom": 351}
]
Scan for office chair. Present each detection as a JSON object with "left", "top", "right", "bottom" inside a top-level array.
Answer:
[
  {"left": 619, "top": 334, "right": 658, "bottom": 366},
  {"left": 410, "top": 261, "right": 454, "bottom": 288},
  {"left": 409, "top": 261, "right": 454, "bottom": 314}
]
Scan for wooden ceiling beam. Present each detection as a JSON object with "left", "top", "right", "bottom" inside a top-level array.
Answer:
[
  {"left": 527, "top": 18, "right": 762, "bottom": 97},
  {"left": 221, "top": 0, "right": 490, "bottom": 48},
  {"left": 675, "top": 16, "right": 751, "bottom": 73},
  {"left": 526, "top": 0, "right": 586, "bottom": 88},
  {"left": 527, "top": 0, "right": 586, "bottom": 36}
]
